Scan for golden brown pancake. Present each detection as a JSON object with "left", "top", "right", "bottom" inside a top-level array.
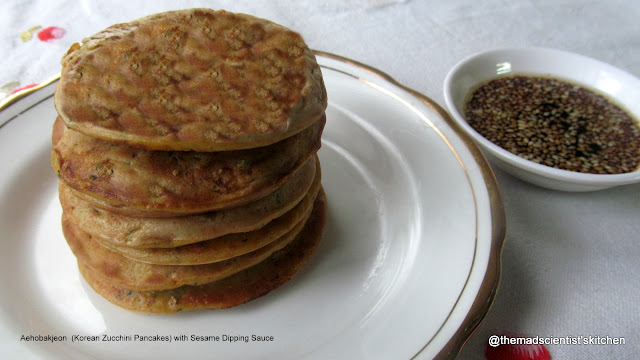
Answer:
[
  {"left": 54, "top": 8, "right": 327, "bottom": 152},
  {"left": 60, "top": 155, "right": 319, "bottom": 248},
  {"left": 78, "top": 189, "right": 326, "bottom": 313},
  {"left": 64, "top": 210, "right": 304, "bottom": 291},
  {"left": 94, "top": 173, "right": 320, "bottom": 265},
  {"left": 52, "top": 115, "right": 324, "bottom": 217}
]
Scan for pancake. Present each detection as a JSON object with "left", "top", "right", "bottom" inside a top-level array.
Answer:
[
  {"left": 60, "top": 155, "right": 319, "bottom": 248},
  {"left": 54, "top": 8, "right": 327, "bottom": 152},
  {"left": 95, "top": 170, "right": 320, "bottom": 264},
  {"left": 64, "top": 208, "right": 306, "bottom": 291},
  {"left": 52, "top": 115, "right": 324, "bottom": 217},
  {"left": 78, "top": 189, "right": 326, "bottom": 313}
]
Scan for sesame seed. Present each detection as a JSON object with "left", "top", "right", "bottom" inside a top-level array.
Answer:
[{"left": 464, "top": 75, "right": 640, "bottom": 174}]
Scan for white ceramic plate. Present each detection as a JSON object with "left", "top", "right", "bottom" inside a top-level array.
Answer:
[{"left": 0, "top": 52, "right": 504, "bottom": 360}]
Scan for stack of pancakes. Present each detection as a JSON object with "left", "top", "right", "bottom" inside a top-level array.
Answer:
[{"left": 50, "top": 9, "right": 327, "bottom": 313}]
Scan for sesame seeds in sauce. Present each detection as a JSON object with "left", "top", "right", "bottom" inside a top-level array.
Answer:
[{"left": 464, "top": 75, "right": 640, "bottom": 174}]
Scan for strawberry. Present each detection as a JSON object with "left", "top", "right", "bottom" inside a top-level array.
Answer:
[{"left": 485, "top": 334, "right": 551, "bottom": 360}]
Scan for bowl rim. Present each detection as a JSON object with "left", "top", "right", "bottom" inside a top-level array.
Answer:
[{"left": 443, "top": 46, "right": 640, "bottom": 186}]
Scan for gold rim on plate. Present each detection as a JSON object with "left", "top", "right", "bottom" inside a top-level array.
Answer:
[
  {"left": 314, "top": 51, "right": 505, "bottom": 359},
  {"left": 0, "top": 73, "right": 60, "bottom": 112}
]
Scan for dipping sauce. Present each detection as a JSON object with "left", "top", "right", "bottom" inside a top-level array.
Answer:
[{"left": 464, "top": 75, "right": 640, "bottom": 174}]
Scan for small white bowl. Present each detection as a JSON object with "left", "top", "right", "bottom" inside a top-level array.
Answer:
[{"left": 443, "top": 47, "right": 640, "bottom": 191}]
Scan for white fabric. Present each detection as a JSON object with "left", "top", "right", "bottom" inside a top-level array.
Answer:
[{"left": 1, "top": 1, "right": 639, "bottom": 358}]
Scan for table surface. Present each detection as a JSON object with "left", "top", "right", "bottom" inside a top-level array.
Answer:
[{"left": 2, "top": 1, "right": 639, "bottom": 359}]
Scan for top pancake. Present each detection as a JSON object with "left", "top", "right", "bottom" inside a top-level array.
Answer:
[{"left": 54, "top": 8, "right": 327, "bottom": 151}]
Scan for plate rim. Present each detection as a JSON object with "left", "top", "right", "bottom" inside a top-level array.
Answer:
[{"left": 0, "top": 51, "right": 506, "bottom": 360}]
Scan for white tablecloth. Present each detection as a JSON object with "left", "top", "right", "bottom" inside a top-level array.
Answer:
[{"left": 2, "top": 1, "right": 639, "bottom": 359}]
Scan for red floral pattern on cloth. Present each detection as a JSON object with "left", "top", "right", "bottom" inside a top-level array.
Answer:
[
  {"left": 11, "top": 84, "right": 40, "bottom": 94},
  {"left": 37, "top": 26, "right": 66, "bottom": 42},
  {"left": 0, "top": 25, "right": 66, "bottom": 99}
]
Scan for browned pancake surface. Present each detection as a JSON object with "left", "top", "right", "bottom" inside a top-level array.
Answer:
[
  {"left": 60, "top": 155, "right": 319, "bottom": 248},
  {"left": 79, "top": 189, "right": 327, "bottom": 313},
  {"left": 95, "top": 172, "right": 319, "bottom": 265},
  {"left": 54, "top": 8, "right": 326, "bottom": 151},
  {"left": 64, "top": 210, "right": 305, "bottom": 291},
  {"left": 52, "top": 116, "right": 324, "bottom": 216}
]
